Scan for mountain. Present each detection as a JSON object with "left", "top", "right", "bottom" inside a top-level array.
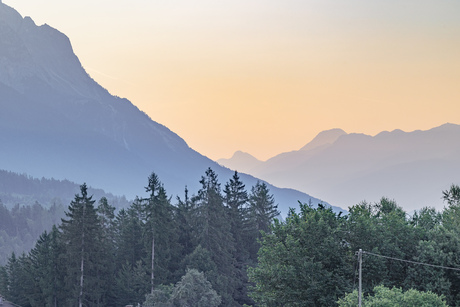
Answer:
[
  {"left": 221, "top": 124, "right": 460, "bottom": 211},
  {"left": 0, "top": 169, "right": 130, "bottom": 209},
  {"left": 299, "top": 128, "right": 347, "bottom": 152},
  {"left": 0, "top": 2, "right": 339, "bottom": 215},
  {"left": 219, "top": 128, "right": 347, "bottom": 175},
  {"left": 217, "top": 151, "right": 263, "bottom": 174}
]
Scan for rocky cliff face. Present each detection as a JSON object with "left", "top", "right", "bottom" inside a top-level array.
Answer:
[{"left": 0, "top": 2, "right": 336, "bottom": 214}]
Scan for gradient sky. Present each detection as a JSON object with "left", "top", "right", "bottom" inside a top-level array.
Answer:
[{"left": 5, "top": 0, "right": 460, "bottom": 161}]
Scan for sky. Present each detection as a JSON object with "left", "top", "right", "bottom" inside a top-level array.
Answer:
[{"left": 4, "top": 0, "right": 460, "bottom": 161}]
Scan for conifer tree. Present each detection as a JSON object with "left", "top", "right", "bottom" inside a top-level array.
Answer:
[
  {"left": 60, "top": 183, "right": 106, "bottom": 306},
  {"left": 3, "top": 252, "right": 34, "bottom": 306},
  {"left": 0, "top": 265, "right": 8, "bottom": 299},
  {"left": 175, "top": 187, "right": 195, "bottom": 264},
  {"left": 115, "top": 260, "right": 150, "bottom": 306},
  {"left": 224, "top": 171, "right": 253, "bottom": 305},
  {"left": 224, "top": 171, "right": 249, "bottom": 261},
  {"left": 28, "top": 226, "right": 65, "bottom": 307},
  {"left": 247, "top": 181, "right": 279, "bottom": 261},
  {"left": 96, "top": 197, "right": 117, "bottom": 305},
  {"left": 143, "top": 172, "right": 178, "bottom": 291},
  {"left": 114, "top": 200, "right": 147, "bottom": 269},
  {"left": 194, "top": 168, "right": 236, "bottom": 305}
]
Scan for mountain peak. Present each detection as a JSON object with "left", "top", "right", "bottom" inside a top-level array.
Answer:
[
  {"left": 232, "top": 150, "right": 259, "bottom": 160},
  {"left": 0, "top": 3, "right": 109, "bottom": 100},
  {"left": 431, "top": 122, "right": 460, "bottom": 132},
  {"left": 217, "top": 151, "right": 262, "bottom": 173},
  {"left": 300, "top": 128, "right": 347, "bottom": 151}
]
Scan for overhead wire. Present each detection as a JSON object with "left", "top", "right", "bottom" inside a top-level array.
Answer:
[{"left": 362, "top": 250, "right": 460, "bottom": 272}]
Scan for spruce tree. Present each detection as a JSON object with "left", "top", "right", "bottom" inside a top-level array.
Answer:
[
  {"left": 114, "top": 201, "right": 146, "bottom": 269},
  {"left": 115, "top": 260, "right": 150, "bottom": 306},
  {"left": 224, "top": 171, "right": 253, "bottom": 305},
  {"left": 247, "top": 181, "right": 279, "bottom": 262},
  {"left": 28, "top": 226, "right": 65, "bottom": 307},
  {"left": 224, "top": 171, "right": 249, "bottom": 262},
  {"left": 60, "top": 183, "right": 106, "bottom": 306},
  {"left": 194, "top": 168, "right": 236, "bottom": 305},
  {"left": 96, "top": 197, "right": 117, "bottom": 306},
  {"left": 143, "top": 172, "right": 178, "bottom": 291},
  {"left": 175, "top": 187, "right": 195, "bottom": 268},
  {"left": 4, "top": 252, "right": 33, "bottom": 306}
]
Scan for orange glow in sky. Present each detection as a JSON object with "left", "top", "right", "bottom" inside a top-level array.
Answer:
[{"left": 5, "top": 0, "right": 460, "bottom": 161}]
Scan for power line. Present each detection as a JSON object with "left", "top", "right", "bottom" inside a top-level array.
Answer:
[
  {"left": 363, "top": 250, "right": 460, "bottom": 272},
  {"left": 357, "top": 249, "right": 460, "bottom": 304}
]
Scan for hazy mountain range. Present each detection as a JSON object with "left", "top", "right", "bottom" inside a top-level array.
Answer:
[
  {"left": 0, "top": 169, "right": 130, "bottom": 209},
  {"left": 218, "top": 124, "right": 460, "bottom": 211},
  {"left": 0, "top": 2, "right": 340, "bottom": 215}
]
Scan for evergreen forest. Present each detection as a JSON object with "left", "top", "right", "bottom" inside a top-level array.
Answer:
[
  {"left": 0, "top": 170, "right": 130, "bottom": 265},
  {"left": 0, "top": 168, "right": 279, "bottom": 306},
  {"left": 1, "top": 168, "right": 460, "bottom": 306}
]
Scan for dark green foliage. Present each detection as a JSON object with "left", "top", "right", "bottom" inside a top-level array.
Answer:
[
  {"left": 4, "top": 253, "right": 32, "bottom": 306},
  {"left": 224, "top": 172, "right": 254, "bottom": 305},
  {"left": 96, "top": 197, "right": 117, "bottom": 305},
  {"left": 144, "top": 269, "right": 221, "bottom": 307},
  {"left": 345, "top": 198, "right": 418, "bottom": 293},
  {"left": 143, "top": 173, "right": 178, "bottom": 289},
  {"left": 248, "top": 186, "right": 460, "bottom": 307},
  {"left": 8, "top": 171, "right": 460, "bottom": 307},
  {"left": 248, "top": 203, "right": 351, "bottom": 306},
  {"left": 193, "top": 168, "right": 237, "bottom": 305},
  {"left": 115, "top": 260, "right": 150, "bottom": 306},
  {"left": 60, "top": 183, "right": 107, "bottom": 306},
  {"left": 170, "top": 269, "right": 221, "bottom": 307},
  {"left": 338, "top": 285, "right": 448, "bottom": 307},
  {"left": 28, "top": 225, "right": 66, "bottom": 306},
  {"left": 143, "top": 284, "right": 174, "bottom": 307},
  {"left": 175, "top": 187, "right": 195, "bottom": 272},
  {"left": 0, "top": 201, "right": 66, "bottom": 265},
  {"left": 0, "top": 169, "right": 129, "bottom": 210},
  {"left": 224, "top": 171, "right": 249, "bottom": 265},
  {"left": 114, "top": 204, "right": 146, "bottom": 269},
  {"left": 442, "top": 184, "right": 460, "bottom": 207},
  {"left": 247, "top": 181, "right": 279, "bottom": 262}
]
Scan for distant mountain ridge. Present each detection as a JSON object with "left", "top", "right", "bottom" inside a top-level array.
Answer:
[
  {"left": 0, "top": 2, "right": 341, "bottom": 215},
  {"left": 0, "top": 169, "right": 130, "bottom": 209},
  {"left": 219, "top": 123, "right": 460, "bottom": 211},
  {"left": 217, "top": 151, "right": 263, "bottom": 174},
  {"left": 299, "top": 128, "right": 347, "bottom": 151}
]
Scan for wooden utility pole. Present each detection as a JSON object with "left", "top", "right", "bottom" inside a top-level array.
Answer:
[{"left": 358, "top": 249, "right": 363, "bottom": 307}]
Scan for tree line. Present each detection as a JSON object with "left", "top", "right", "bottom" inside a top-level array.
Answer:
[
  {"left": 248, "top": 185, "right": 460, "bottom": 306},
  {"left": 2, "top": 167, "right": 459, "bottom": 306},
  {"left": 0, "top": 201, "right": 66, "bottom": 265},
  {"left": 0, "top": 168, "right": 279, "bottom": 306}
]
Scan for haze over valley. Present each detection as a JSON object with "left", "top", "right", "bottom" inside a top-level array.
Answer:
[
  {"left": 1, "top": 1, "right": 460, "bottom": 306},
  {"left": 0, "top": 1, "right": 331, "bottom": 215},
  {"left": 218, "top": 124, "right": 460, "bottom": 211}
]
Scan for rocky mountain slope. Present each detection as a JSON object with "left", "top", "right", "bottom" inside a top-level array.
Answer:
[{"left": 0, "top": 2, "right": 340, "bottom": 215}]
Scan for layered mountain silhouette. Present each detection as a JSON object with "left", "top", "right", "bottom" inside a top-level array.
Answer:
[
  {"left": 0, "top": 2, "right": 340, "bottom": 215},
  {"left": 220, "top": 124, "right": 460, "bottom": 211},
  {"left": 0, "top": 169, "right": 130, "bottom": 209}
]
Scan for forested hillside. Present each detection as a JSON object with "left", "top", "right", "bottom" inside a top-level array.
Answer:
[
  {"left": 0, "top": 170, "right": 130, "bottom": 265},
  {"left": 0, "top": 169, "right": 130, "bottom": 209},
  {"left": 249, "top": 185, "right": 460, "bottom": 306},
  {"left": 2, "top": 167, "right": 458, "bottom": 306},
  {"left": 0, "top": 169, "right": 280, "bottom": 306},
  {"left": 0, "top": 201, "right": 65, "bottom": 265}
]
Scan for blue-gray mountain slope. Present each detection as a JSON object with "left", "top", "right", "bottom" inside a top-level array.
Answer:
[
  {"left": 225, "top": 124, "right": 460, "bottom": 211},
  {"left": 0, "top": 2, "right": 341, "bottom": 215}
]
